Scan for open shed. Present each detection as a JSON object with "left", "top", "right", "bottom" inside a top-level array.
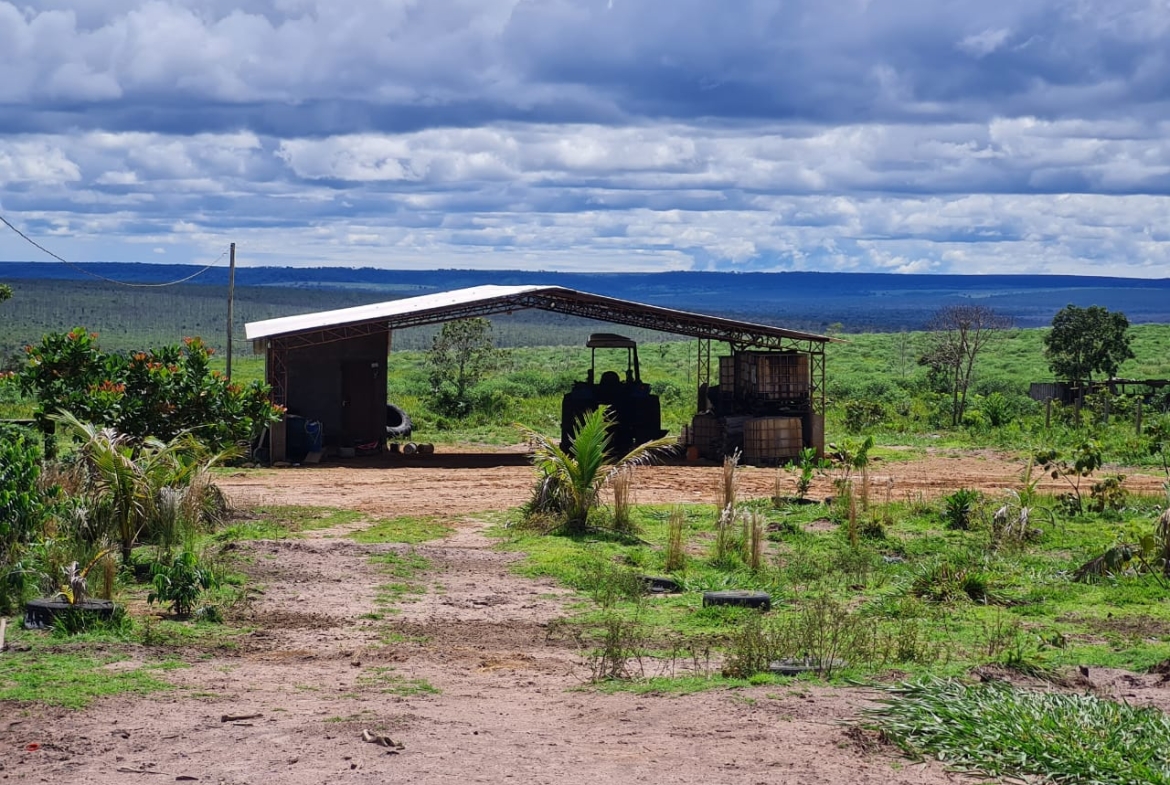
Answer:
[{"left": 245, "top": 285, "right": 831, "bottom": 463}]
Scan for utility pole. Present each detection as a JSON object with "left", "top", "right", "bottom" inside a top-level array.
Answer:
[{"left": 226, "top": 242, "right": 236, "bottom": 381}]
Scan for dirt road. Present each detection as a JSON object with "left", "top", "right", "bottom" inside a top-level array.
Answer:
[{"left": 2, "top": 449, "right": 1165, "bottom": 784}]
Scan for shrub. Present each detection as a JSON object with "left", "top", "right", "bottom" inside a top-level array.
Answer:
[
  {"left": 20, "top": 330, "right": 280, "bottom": 452},
  {"left": 1089, "top": 475, "right": 1127, "bottom": 513},
  {"left": 843, "top": 400, "right": 886, "bottom": 433},
  {"left": 0, "top": 423, "right": 48, "bottom": 613},
  {"left": 148, "top": 550, "right": 218, "bottom": 617},
  {"left": 942, "top": 488, "right": 981, "bottom": 530}
]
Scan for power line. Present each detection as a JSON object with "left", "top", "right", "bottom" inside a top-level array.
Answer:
[{"left": 0, "top": 212, "right": 227, "bottom": 288}]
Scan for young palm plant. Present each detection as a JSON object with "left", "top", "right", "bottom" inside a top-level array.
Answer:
[
  {"left": 520, "top": 406, "right": 675, "bottom": 535},
  {"left": 52, "top": 411, "right": 235, "bottom": 563}
]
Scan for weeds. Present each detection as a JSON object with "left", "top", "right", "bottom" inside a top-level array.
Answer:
[
  {"left": 611, "top": 467, "right": 635, "bottom": 534},
  {"left": 722, "top": 612, "right": 780, "bottom": 678},
  {"left": 587, "top": 613, "right": 647, "bottom": 681},
  {"left": 907, "top": 557, "right": 994, "bottom": 604},
  {"left": 942, "top": 488, "right": 980, "bottom": 530},
  {"left": 718, "top": 450, "right": 740, "bottom": 513},
  {"left": 867, "top": 678, "right": 1170, "bottom": 784},
  {"left": 664, "top": 507, "right": 686, "bottom": 573},
  {"left": 744, "top": 511, "right": 764, "bottom": 572},
  {"left": 581, "top": 554, "right": 646, "bottom": 608},
  {"left": 711, "top": 505, "right": 739, "bottom": 569}
]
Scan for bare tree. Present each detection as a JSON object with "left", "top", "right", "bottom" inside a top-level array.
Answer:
[{"left": 919, "top": 305, "right": 1011, "bottom": 427}]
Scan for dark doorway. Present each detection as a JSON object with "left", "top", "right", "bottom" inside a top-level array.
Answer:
[{"left": 342, "top": 361, "right": 383, "bottom": 445}]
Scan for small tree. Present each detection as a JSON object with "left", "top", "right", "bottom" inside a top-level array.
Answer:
[
  {"left": 1035, "top": 440, "right": 1103, "bottom": 514},
  {"left": 425, "top": 318, "right": 501, "bottom": 417},
  {"left": 919, "top": 305, "right": 1011, "bottom": 426},
  {"left": 1044, "top": 304, "right": 1134, "bottom": 390},
  {"left": 0, "top": 284, "right": 11, "bottom": 304}
]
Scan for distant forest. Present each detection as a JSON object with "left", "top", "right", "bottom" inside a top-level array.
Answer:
[{"left": 1, "top": 262, "right": 1167, "bottom": 360}]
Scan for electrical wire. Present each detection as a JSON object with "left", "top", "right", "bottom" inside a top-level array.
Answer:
[{"left": 0, "top": 213, "right": 227, "bottom": 288}]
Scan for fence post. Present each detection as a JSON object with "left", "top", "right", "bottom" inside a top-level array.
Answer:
[
  {"left": 1045, "top": 398, "right": 1052, "bottom": 429},
  {"left": 1136, "top": 398, "right": 1143, "bottom": 436}
]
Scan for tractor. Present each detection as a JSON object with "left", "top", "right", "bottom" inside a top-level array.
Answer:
[{"left": 560, "top": 333, "right": 668, "bottom": 454}]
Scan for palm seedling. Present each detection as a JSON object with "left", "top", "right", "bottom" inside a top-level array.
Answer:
[
  {"left": 52, "top": 411, "right": 236, "bottom": 563},
  {"left": 520, "top": 405, "right": 675, "bottom": 535}
]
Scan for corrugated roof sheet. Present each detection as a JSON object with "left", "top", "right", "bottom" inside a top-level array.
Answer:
[
  {"left": 245, "top": 284, "right": 550, "bottom": 340},
  {"left": 244, "top": 283, "right": 832, "bottom": 344}
]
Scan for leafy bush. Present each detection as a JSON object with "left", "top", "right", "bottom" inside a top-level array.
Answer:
[
  {"left": 843, "top": 400, "right": 886, "bottom": 433},
  {"left": 0, "top": 423, "right": 48, "bottom": 613},
  {"left": 148, "top": 550, "right": 218, "bottom": 617},
  {"left": 942, "top": 488, "right": 981, "bottom": 530},
  {"left": 1035, "top": 441, "right": 1103, "bottom": 514},
  {"left": 1089, "top": 475, "right": 1128, "bottom": 513},
  {"left": 20, "top": 329, "right": 280, "bottom": 451}
]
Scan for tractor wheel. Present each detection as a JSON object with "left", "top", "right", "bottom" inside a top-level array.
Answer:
[{"left": 386, "top": 403, "right": 413, "bottom": 439}]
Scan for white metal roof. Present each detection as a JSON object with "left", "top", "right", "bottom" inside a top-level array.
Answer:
[
  {"left": 245, "top": 284, "right": 552, "bottom": 341},
  {"left": 245, "top": 282, "right": 833, "bottom": 346}
]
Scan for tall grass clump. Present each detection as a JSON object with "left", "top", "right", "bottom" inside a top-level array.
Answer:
[
  {"left": 664, "top": 507, "right": 686, "bottom": 572},
  {"left": 718, "top": 450, "right": 740, "bottom": 513},
  {"left": 867, "top": 678, "right": 1170, "bottom": 785},
  {"left": 610, "top": 467, "right": 634, "bottom": 534},
  {"left": 711, "top": 505, "right": 739, "bottom": 569},
  {"left": 744, "top": 511, "right": 764, "bottom": 572}
]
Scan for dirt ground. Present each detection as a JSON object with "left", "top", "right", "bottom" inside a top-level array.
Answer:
[{"left": 4, "top": 448, "right": 1170, "bottom": 785}]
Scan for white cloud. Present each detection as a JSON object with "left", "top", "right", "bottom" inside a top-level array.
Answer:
[{"left": 957, "top": 28, "right": 1012, "bottom": 58}]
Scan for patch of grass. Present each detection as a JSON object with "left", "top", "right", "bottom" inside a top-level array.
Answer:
[
  {"left": 324, "top": 709, "right": 378, "bottom": 723},
  {"left": 379, "top": 630, "right": 431, "bottom": 645},
  {"left": 867, "top": 678, "right": 1170, "bottom": 784},
  {"left": 590, "top": 672, "right": 791, "bottom": 694},
  {"left": 369, "top": 549, "right": 431, "bottom": 609},
  {"left": 349, "top": 515, "right": 452, "bottom": 544},
  {"left": 370, "top": 550, "right": 431, "bottom": 580},
  {"left": 493, "top": 486, "right": 1170, "bottom": 689},
  {"left": 357, "top": 666, "right": 440, "bottom": 696},
  {"left": 215, "top": 505, "right": 366, "bottom": 541},
  {"left": 0, "top": 651, "right": 176, "bottom": 709},
  {"left": 138, "top": 617, "right": 250, "bottom": 649}
]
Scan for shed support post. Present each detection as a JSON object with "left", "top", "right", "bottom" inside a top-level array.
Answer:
[
  {"left": 267, "top": 339, "right": 290, "bottom": 463},
  {"left": 696, "top": 338, "right": 711, "bottom": 412}
]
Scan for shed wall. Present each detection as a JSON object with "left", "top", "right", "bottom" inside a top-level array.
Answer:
[{"left": 283, "top": 332, "right": 388, "bottom": 454}]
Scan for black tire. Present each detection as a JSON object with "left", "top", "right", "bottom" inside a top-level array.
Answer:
[
  {"left": 24, "top": 598, "right": 116, "bottom": 629},
  {"left": 768, "top": 657, "right": 847, "bottom": 676},
  {"left": 386, "top": 403, "right": 413, "bottom": 439},
  {"left": 641, "top": 575, "right": 683, "bottom": 594},
  {"left": 701, "top": 590, "right": 772, "bottom": 611}
]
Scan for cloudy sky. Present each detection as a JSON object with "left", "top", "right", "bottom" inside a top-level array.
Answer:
[{"left": 1, "top": 0, "right": 1169, "bottom": 276}]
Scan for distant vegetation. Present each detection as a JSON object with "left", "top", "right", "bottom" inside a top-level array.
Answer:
[
  {"left": 4, "top": 263, "right": 1170, "bottom": 363},
  {"left": 3, "top": 266, "right": 1170, "bottom": 460}
]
